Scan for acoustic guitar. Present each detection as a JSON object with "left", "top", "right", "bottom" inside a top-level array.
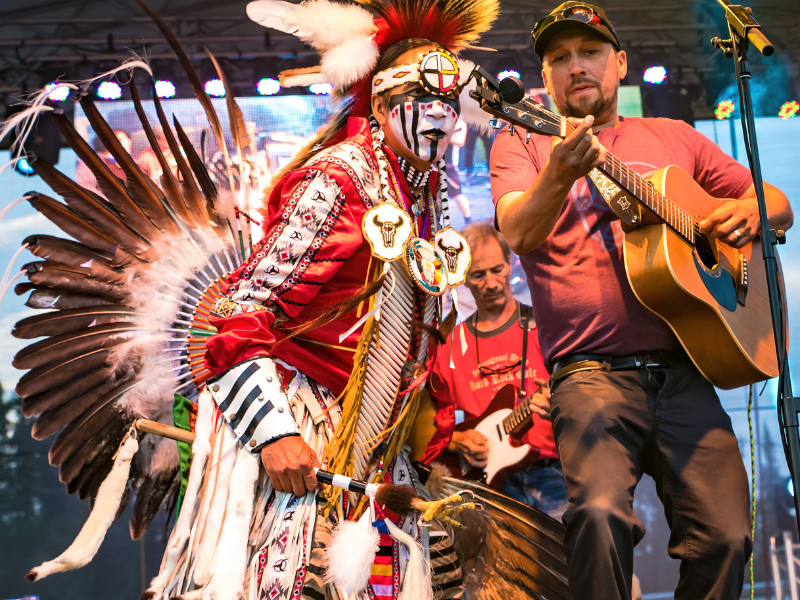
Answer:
[
  {"left": 439, "top": 383, "right": 543, "bottom": 489},
  {"left": 470, "top": 70, "right": 779, "bottom": 390}
]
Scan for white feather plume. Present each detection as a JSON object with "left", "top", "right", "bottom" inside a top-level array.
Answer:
[
  {"left": 204, "top": 447, "right": 261, "bottom": 600},
  {"left": 384, "top": 518, "right": 433, "bottom": 600},
  {"left": 110, "top": 231, "right": 226, "bottom": 421},
  {"left": 324, "top": 518, "right": 380, "bottom": 595},
  {"left": 321, "top": 35, "right": 380, "bottom": 90},
  {"left": 247, "top": 0, "right": 376, "bottom": 51},
  {"left": 145, "top": 391, "right": 216, "bottom": 598},
  {"left": 457, "top": 60, "right": 494, "bottom": 135}
]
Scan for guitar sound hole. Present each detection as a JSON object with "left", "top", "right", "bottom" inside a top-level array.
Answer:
[{"left": 695, "top": 233, "right": 719, "bottom": 270}]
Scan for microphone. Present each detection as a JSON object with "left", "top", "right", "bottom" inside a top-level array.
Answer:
[{"left": 499, "top": 76, "right": 526, "bottom": 104}]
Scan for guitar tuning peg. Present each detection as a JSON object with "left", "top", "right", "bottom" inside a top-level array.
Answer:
[
  {"left": 489, "top": 118, "right": 501, "bottom": 130},
  {"left": 508, "top": 124, "right": 515, "bottom": 135},
  {"left": 525, "top": 131, "right": 531, "bottom": 143}
]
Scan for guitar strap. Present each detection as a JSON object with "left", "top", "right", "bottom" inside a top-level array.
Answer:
[
  {"left": 586, "top": 167, "right": 641, "bottom": 228},
  {"left": 518, "top": 304, "right": 534, "bottom": 399}
]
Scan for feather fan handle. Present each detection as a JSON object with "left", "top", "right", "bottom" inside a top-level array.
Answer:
[{"left": 25, "top": 427, "right": 139, "bottom": 582}]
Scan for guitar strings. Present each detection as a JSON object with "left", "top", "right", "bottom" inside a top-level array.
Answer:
[{"left": 529, "top": 102, "right": 737, "bottom": 259}]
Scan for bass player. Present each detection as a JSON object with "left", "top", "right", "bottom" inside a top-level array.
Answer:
[
  {"left": 422, "top": 220, "right": 568, "bottom": 520},
  {"left": 489, "top": 2, "right": 793, "bottom": 599}
]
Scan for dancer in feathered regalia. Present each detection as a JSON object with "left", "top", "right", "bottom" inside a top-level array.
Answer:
[{"left": 1, "top": 0, "right": 499, "bottom": 598}]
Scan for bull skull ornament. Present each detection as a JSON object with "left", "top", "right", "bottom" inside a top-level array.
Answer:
[
  {"left": 434, "top": 226, "right": 471, "bottom": 287},
  {"left": 437, "top": 238, "right": 464, "bottom": 273},
  {"left": 374, "top": 214, "right": 405, "bottom": 248},
  {"left": 363, "top": 203, "right": 412, "bottom": 262}
]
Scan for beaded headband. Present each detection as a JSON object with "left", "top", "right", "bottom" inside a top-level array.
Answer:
[{"left": 371, "top": 49, "right": 460, "bottom": 96}]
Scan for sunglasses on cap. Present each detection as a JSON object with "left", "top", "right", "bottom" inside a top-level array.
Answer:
[
  {"left": 534, "top": 4, "right": 609, "bottom": 34},
  {"left": 532, "top": 3, "right": 620, "bottom": 60}
]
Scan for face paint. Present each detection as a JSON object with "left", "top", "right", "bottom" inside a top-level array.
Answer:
[{"left": 385, "top": 91, "right": 460, "bottom": 164}]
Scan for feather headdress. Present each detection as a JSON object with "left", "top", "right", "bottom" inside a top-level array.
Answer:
[
  {"left": 247, "top": 0, "right": 498, "bottom": 181},
  {"left": 246, "top": 0, "right": 498, "bottom": 116}
]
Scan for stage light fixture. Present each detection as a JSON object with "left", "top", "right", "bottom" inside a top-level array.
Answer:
[
  {"left": 309, "top": 83, "right": 333, "bottom": 96},
  {"left": 715, "top": 99, "right": 735, "bottom": 120},
  {"left": 155, "top": 80, "right": 176, "bottom": 99},
  {"left": 257, "top": 78, "right": 281, "bottom": 96},
  {"left": 779, "top": 100, "right": 799, "bottom": 120},
  {"left": 45, "top": 83, "right": 70, "bottom": 102},
  {"left": 643, "top": 66, "right": 667, "bottom": 85},
  {"left": 205, "top": 79, "right": 226, "bottom": 97},
  {"left": 497, "top": 69, "right": 521, "bottom": 81},
  {"left": 97, "top": 81, "right": 122, "bottom": 100}
]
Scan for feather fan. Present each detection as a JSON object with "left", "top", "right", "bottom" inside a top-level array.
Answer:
[{"left": 0, "top": 7, "right": 244, "bottom": 562}]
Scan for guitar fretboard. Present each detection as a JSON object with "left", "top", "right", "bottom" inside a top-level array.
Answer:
[
  {"left": 601, "top": 153, "right": 697, "bottom": 244},
  {"left": 502, "top": 395, "right": 531, "bottom": 435},
  {"left": 558, "top": 118, "right": 699, "bottom": 244}
]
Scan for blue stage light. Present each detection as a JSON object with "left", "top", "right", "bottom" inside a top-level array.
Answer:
[
  {"left": 309, "top": 83, "right": 333, "bottom": 96},
  {"left": 45, "top": 83, "right": 70, "bottom": 102},
  {"left": 497, "top": 70, "right": 521, "bottom": 81}
]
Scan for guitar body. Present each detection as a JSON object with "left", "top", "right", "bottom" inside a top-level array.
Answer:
[
  {"left": 439, "top": 384, "right": 540, "bottom": 489},
  {"left": 624, "top": 165, "right": 779, "bottom": 389}
]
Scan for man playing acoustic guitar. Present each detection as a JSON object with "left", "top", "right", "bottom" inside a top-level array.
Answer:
[
  {"left": 489, "top": 2, "right": 793, "bottom": 600},
  {"left": 422, "top": 221, "right": 568, "bottom": 519}
]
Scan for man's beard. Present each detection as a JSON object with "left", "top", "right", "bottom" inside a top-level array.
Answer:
[{"left": 557, "top": 85, "right": 617, "bottom": 119}]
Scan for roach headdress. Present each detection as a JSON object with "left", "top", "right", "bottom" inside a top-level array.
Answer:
[{"left": 246, "top": 0, "right": 499, "bottom": 119}]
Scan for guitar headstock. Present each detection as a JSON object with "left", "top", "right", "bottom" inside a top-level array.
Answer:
[{"left": 468, "top": 65, "right": 566, "bottom": 139}]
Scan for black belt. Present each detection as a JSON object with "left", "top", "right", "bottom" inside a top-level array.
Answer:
[
  {"left": 535, "top": 458, "right": 560, "bottom": 469},
  {"left": 551, "top": 350, "right": 690, "bottom": 382}
]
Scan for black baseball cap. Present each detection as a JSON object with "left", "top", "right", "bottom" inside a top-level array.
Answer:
[{"left": 532, "top": 2, "right": 620, "bottom": 61}]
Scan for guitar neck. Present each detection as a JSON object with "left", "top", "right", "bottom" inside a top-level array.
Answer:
[
  {"left": 599, "top": 151, "right": 697, "bottom": 244},
  {"left": 481, "top": 92, "right": 700, "bottom": 246},
  {"left": 555, "top": 115, "right": 698, "bottom": 244},
  {"left": 501, "top": 386, "right": 537, "bottom": 435}
]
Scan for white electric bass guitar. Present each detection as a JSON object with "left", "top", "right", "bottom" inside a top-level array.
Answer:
[{"left": 440, "top": 384, "right": 542, "bottom": 489}]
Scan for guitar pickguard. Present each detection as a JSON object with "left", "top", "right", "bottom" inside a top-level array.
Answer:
[{"left": 692, "top": 251, "right": 738, "bottom": 312}]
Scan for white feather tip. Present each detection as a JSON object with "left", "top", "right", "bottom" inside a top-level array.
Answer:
[{"left": 324, "top": 519, "right": 380, "bottom": 595}]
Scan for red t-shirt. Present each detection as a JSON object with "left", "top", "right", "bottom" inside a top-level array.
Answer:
[
  {"left": 490, "top": 117, "right": 753, "bottom": 368},
  {"left": 423, "top": 305, "right": 558, "bottom": 463}
]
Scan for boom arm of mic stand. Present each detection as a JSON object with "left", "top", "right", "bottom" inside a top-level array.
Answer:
[{"left": 715, "top": 0, "right": 774, "bottom": 56}]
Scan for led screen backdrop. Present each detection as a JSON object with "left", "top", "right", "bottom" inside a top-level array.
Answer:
[{"left": 73, "top": 96, "right": 332, "bottom": 220}]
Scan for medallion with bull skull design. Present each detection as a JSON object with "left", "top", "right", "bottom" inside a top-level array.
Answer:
[
  {"left": 362, "top": 203, "right": 413, "bottom": 261},
  {"left": 434, "top": 226, "right": 471, "bottom": 287}
]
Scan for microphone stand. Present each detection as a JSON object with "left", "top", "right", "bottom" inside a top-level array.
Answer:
[{"left": 711, "top": 1, "right": 800, "bottom": 536}]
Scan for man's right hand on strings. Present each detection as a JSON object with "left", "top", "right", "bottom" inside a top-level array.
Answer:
[{"left": 448, "top": 429, "right": 490, "bottom": 467}]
